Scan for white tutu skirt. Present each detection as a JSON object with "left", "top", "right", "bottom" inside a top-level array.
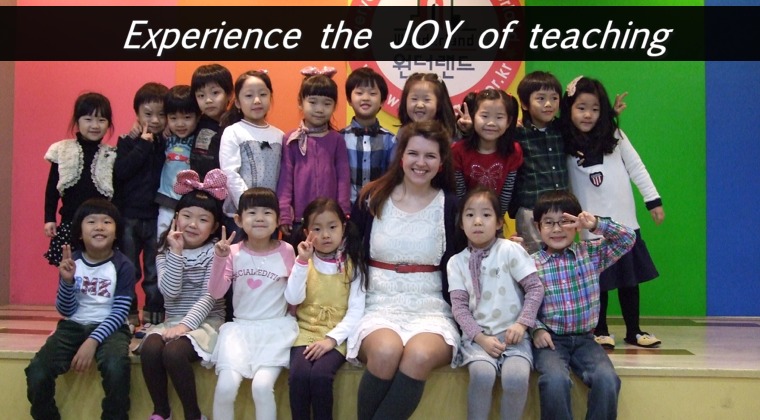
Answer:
[
  {"left": 211, "top": 315, "right": 298, "bottom": 377},
  {"left": 137, "top": 316, "right": 224, "bottom": 368}
]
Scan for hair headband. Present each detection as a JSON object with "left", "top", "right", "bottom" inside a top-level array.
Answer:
[
  {"left": 300, "top": 66, "right": 337, "bottom": 78},
  {"left": 173, "top": 169, "right": 228, "bottom": 201}
]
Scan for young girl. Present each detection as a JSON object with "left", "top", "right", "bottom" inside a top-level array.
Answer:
[
  {"left": 220, "top": 70, "right": 284, "bottom": 216},
  {"left": 284, "top": 198, "right": 367, "bottom": 420},
  {"left": 397, "top": 72, "right": 458, "bottom": 136},
  {"left": 452, "top": 89, "right": 523, "bottom": 222},
  {"left": 43, "top": 92, "right": 116, "bottom": 266},
  {"left": 27, "top": 199, "right": 134, "bottom": 420},
  {"left": 277, "top": 66, "right": 350, "bottom": 243},
  {"left": 138, "top": 169, "right": 227, "bottom": 420},
  {"left": 447, "top": 188, "right": 544, "bottom": 420},
  {"left": 561, "top": 75, "right": 665, "bottom": 349},
  {"left": 208, "top": 187, "right": 298, "bottom": 420}
]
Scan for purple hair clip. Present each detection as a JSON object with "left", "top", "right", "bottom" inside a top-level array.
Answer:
[{"left": 300, "top": 66, "right": 337, "bottom": 78}]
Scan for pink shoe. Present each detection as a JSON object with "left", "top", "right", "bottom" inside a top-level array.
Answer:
[{"left": 149, "top": 414, "right": 171, "bottom": 420}]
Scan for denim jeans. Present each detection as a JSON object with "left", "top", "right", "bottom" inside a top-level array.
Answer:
[
  {"left": 25, "top": 320, "right": 131, "bottom": 420},
  {"left": 533, "top": 331, "right": 620, "bottom": 420},
  {"left": 122, "top": 217, "right": 163, "bottom": 315}
]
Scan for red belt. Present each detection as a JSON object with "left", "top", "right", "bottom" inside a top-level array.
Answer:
[{"left": 368, "top": 259, "right": 439, "bottom": 273}]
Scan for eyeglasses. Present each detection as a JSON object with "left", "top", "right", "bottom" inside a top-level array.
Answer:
[{"left": 540, "top": 219, "right": 575, "bottom": 230}]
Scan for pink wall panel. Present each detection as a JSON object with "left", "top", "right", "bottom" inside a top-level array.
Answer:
[{"left": 11, "top": 61, "right": 176, "bottom": 304}]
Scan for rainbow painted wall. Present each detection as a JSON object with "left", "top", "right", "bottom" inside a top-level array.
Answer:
[{"left": 2, "top": 0, "right": 758, "bottom": 317}]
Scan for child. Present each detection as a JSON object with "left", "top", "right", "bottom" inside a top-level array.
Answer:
[
  {"left": 26, "top": 199, "right": 135, "bottom": 420},
  {"left": 561, "top": 76, "right": 664, "bottom": 349},
  {"left": 43, "top": 92, "right": 116, "bottom": 266},
  {"left": 452, "top": 89, "right": 523, "bottom": 222},
  {"left": 190, "top": 63, "right": 233, "bottom": 179},
  {"left": 509, "top": 71, "right": 566, "bottom": 254},
  {"left": 156, "top": 85, "right": 202, "bottom": 241},
  {"left": 530, "top": 190, "right": 635, "bottom": 420},
  {"left": 208, "top": 187, "right": 298, "bottom": 420},
  {"left": 113, "top": 82, "right": 169, "bottom": 327},
  {"left": 285, "top": 198, "right": 367, "bottom": 420},
  {"left": 138, "top": 169, "right": 228, "bottom": 420},
  {"left": 448, "top": 188, "right": 543, "bottom": 420},
  {"left": 220, "top": 70, "right": 284, "bottom": 216},
  {"left": 398, "top": 72, "right": 458, "bottom": 136},
  {"left": 277, "top": 66, "right": 350, "bottom": 243},
  {"left": 340, "top": 67, "right": 396, "bottom": 204}
]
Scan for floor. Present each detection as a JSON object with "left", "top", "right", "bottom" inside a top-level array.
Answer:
[{"left": 3, "top": 304, "right": 759, "bottom": 378}]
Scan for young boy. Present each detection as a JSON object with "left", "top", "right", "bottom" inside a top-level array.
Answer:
[
  {"left": 26, "top": 199, "right": 135, "bottom": 420},
  {"left": 509, "top": 71, "right": 566, "bottom": 254},
  {"left": 113, "top": 82, "right": 168, "bottom": 327},
  {"left": 530, "top": 190, "right": 635, "bottom": 420},
  {"left": 156, "top": 85, "right": 201, "bottom": 237},
  {"left": 340, "top": 67, "right": 396, "bottom": 204},
  {"left": 190, "top": 63, "right": 233, "bottom": 179}
]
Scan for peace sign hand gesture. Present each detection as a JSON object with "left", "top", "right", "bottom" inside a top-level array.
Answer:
[
  {"left": 456, "top": 101, "right": 473, "bottom": 135},
  {"left": 58, "top": 244, "right": 76, "bottom": 284},
  {"left": 167, "top": 218, "right": 184, "bottom": 255},
  {"left": 214, "top": 225, "right": 236, "bottom": 258},
  {"left": 139, "top": 123, "right": 153, "bottom": 143},
  {"left": 296, "top": 231, "right": 316, "bottom": 264}
]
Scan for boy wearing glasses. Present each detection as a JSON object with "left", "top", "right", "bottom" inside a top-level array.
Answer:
[{"left": 530, "top": 190, "right": 634, "bottom": 420}]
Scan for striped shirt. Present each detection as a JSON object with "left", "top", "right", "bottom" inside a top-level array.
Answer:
[
  {"left": 157, "top": 242, "right": 225, "bottom": 330},
  {"left": 340, "top": 119, "right": 396, "bottom": 204},
  {"left": 532, "top": 218, "right": 635, "bottom": 335},
  {"left": 511, "top": 121, "right": 568, "bottom": 214},
  {"left": 56, "top": 250, "right": 135, "bottom": 343}
]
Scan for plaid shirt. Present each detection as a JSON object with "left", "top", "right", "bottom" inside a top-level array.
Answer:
[
  {"left": 532, "top": 218, "right": 635, "bottom": 335},
  {"left": 512, "top": 121, "right": 568, "bottom": 212},
  {"left": 340, "top": 119, "right": 396, "bottom": 204}
]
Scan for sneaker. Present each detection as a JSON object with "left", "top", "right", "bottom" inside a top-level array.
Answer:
[
  {"left": 625, "top": 332, "right": 662, "bottom": 348},
  {"left": 149, "top": 414, "right": 171, "bottom": 420},
  {"left": 594, "top": 334, "right": 616, "bottom": 349}
]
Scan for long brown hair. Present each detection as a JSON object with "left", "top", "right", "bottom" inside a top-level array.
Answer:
[{"left": 357, "top": 120, "right": 455, "bottom": 218}]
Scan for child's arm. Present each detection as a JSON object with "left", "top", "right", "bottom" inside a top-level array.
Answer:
[
  {"left": 506, "top": 272, "right": 543, "bottom": 345},
  {"left": 284, "top": 232, "right": 315, "bottom": 304},
  {"left": 113, "top": 130, "right": 154, "bottom": 181},
  {"left": 208, "top": 227, "right": 236, "bottom": 299},
  {"left": 583, "top": 214, "right": 636, "bottom": 273},
  {"left": 156, "top": 219, "right": 188, "bottom": 299},
  {"left": 325, "top": 265, "right": 367, "bottom": 346},
  {"left": 446, "top": 258, "right": 483, "bottom": 342},
  {"left": 617, "top": 130, "right": 665, "bottom": 225},
  {"left": 219, "top": 127, "right": 248, "bottom": 212},
  {"left": 277, "top": 138, "right": 295, "bottom": 230},
  {"left": 334, "top": 135, "right": 352, "bottom": 215},
  {"left": 55, "top": 245, "right": 78, "bottom": 317},
  {"left": 452, "top": 147, "right": 466, "bottom": 200},
  {"left": 165, "top": 293, "right": 217, "bottom": 341},
  {"left": 44, "top": 163, "right": 60, "bottom": 237}
]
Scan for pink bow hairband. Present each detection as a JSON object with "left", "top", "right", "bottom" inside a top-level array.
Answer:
[
  {"left": 173, "top": 169, "right": 228, "bottom": 201},
  {"left": 301, "top": 66, "right": 337, "bottom": 78}
]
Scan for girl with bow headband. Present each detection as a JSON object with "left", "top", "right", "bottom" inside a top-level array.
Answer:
[
  {"left": 138, "top": 168, "right": 228, "bottom": 420},
  {"left": 277, "top": 65, "right": 351, "bottom": 247}
]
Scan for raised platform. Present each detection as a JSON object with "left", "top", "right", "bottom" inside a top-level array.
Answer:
[{"left": 2, "top": 305, "right": 759, "bottom": 419}]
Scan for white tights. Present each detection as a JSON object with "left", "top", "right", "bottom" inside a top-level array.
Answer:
[{"left": 213, "top": 367, "right": 282, "bottom": 420}]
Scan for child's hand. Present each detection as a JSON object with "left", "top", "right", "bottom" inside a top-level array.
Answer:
[
  {"left": 58, "top": 245, "right": 76, "bottom": 283},
  {"left": 163, "top": 126, "right": 172, "bottom": 138},
  {"left": 303, "top": 337, "right": 337, "bottom": 361},
  {"left": 71, "top": 338, "right": 98, "bottom": 373},
  {"left": 650, "top": 206, "right": 665, "bottom": 225},
  {"left": 296, "top": 231, "right": 316, "bottom": 263},
  {"left": 565, "top": 211, "right": 598, "bottom": 231},
  {"left": 280, "top": 224, "right": 292, "bottom": 236},
  {"left": 214, "top": 225, "right": 236, "bottom": 258},
  {"left": 127, "top": 120, "right": 141, "bottom": 138},
  {"left": 162, "top": 324, "right": 190, "bottom": 341},
  {"left": 455, "top": 102, "right": 473, "bottom": 134},
  {"left": 44, "top": 222, "right": 57, "bottom": 238},
  {"left": 139, "top": 124, "right": 153, "bottom": 143},
  {"left": 504, "top": 323, "right": 527, "bottom": 345},
  {"left": 614, "top": 92, "right": 628, "bottom": 116},
  {"left": 474, "top": 333, "right": 507, "bottom": 358},
  {"left": 532, "top": 329, "right": 555, "bottom": 350},
  {"left": 166, "top": 218, "right": 184, "bottom": 255}
]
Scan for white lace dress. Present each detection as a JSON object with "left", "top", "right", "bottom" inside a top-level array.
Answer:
[{"left": 347, "top": 190, "right": 460, "bottom": 366}]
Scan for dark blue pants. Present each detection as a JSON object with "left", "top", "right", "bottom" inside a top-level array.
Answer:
[{"left": 288, "top": 345, "right": 346, "bottom": 420}]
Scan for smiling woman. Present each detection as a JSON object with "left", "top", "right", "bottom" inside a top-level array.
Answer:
[{"left": 349, "top": 120, "right": 463, "bottom": 420}]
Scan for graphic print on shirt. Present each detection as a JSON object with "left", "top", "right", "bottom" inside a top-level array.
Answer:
[
  {"left": 75, "top": 275, "right": 113, "bottom": 298},
  {"left": 590, "top": 171, "right": 604, "bottom": 187},
  {"left": 470, "top": 162, "right": 504, "bottom": 191}
]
